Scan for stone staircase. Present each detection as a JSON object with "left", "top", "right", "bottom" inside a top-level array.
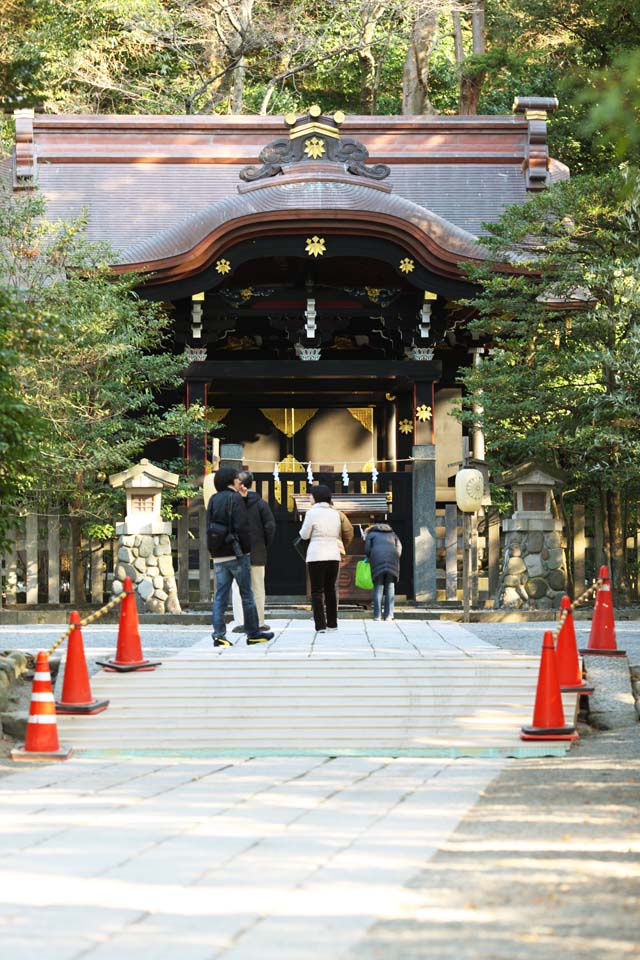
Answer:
[{"left": 56, "top": 620, "right": 578, "bottom": 758}]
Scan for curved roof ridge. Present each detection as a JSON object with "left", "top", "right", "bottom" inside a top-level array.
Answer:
[{"left": 114, "top": 178, "right": 488, "bottom": 269}]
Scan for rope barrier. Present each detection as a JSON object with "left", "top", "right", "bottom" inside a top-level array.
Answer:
[
  {"left": 46, "top": 590, "right": 129, "bottom": 657},
  {"left": 552, "top": 577, "right": 603, "bottom": 642}
]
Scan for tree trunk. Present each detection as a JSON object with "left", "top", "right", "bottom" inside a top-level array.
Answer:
[
  {"left": 607, "top": 489, "right": 626, "bottom": 600},
  {"left": 453, "top": 0, "right": 486, "bottom": 115},
  {"left": 402, "top": 9, "right": 440, "bottom": 115},
  {"left": 359, "top": 5, "right": 384, "bottom": 113},
  {"left": 69, "top": 513, "right": 85, "bottom": 605}
]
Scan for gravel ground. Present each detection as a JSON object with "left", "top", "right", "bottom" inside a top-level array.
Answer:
[{"left": 350, "top": 619, "right": 640, "bottom": 960}]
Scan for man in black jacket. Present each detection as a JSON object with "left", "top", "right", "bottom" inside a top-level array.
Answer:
[
  {"left": 207, "top": 467, "right": 274, "bottom": 647},
  {"left": 231, "top": 470, "right": 276, "bottom": 632}
]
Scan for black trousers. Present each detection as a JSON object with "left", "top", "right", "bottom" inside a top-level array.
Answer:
[{"left": 307, "top": 560, "right": 340, "bottom": 630}]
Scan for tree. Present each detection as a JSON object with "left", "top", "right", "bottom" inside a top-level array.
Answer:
[
  {"left": 460, "top": 168, "right": 640, "bottom": 595},
  {"left": 0, "top": 187, "right": 206, "bottom": 597}
]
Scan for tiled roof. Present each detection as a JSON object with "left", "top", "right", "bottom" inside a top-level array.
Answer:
[{"left": 11, "top": 109, "right": 569, "bottom": 263}]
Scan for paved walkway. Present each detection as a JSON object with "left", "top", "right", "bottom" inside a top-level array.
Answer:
[
  {"left": 0, "top": 619, "right": 636, "bottom": 959},
  {"left": 53, "top": 619, "right": 573, "bottom": 758},
  {"left": 1, "top": 754, "right": 503, "bottom": 959}
]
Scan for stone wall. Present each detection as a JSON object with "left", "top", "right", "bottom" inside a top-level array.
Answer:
[
  {"left": 112, "top": 533, "right": 181, "bottom": 614},
  {"left": 499, "top": 520, "right": 568, "bottom": 610}
]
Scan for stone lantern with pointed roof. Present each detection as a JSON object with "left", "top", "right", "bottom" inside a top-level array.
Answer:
[
  {"left": 109, "top": 459, "right": 181, "bottom": 613},
  {"left": 498, "top": 460, "right": 568, "bottom": 610}
]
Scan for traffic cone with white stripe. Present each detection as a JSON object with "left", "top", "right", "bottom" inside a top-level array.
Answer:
[
  {"left": 11, "top": 651, "right": 72, "bottom": 761},
  {"left": 556, "top": 596, "right": 594, "bottom": 694},
  {"left": 579, "top": 566, "right": 626, "bottom": 657},
  {"left": 96, "top": 577, "right": 161, "bottom": 672},
  {"left": 56, "top": 611, "right": 109, "bottom": 714}
]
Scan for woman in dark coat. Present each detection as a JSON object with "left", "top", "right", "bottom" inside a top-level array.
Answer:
[{"left": 364, "top": 523, "right": 402, "bottom": 621}]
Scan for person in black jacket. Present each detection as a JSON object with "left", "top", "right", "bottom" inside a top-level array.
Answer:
[
  {"left": 364, "top": 523, "right": 402, "bottom": 622},
  {"left": 207, "top": 467, "right": 274, "bottom": 647},
  {"left": 231, "top": 471, "right": 276, "bottom": 632}
]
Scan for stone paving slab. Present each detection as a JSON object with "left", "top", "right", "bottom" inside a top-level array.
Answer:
[{"left": 0, "top": 755, "right": 503, "bottom": 960}]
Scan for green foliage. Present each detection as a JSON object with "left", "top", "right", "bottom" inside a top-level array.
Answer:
[
  {"left": 0, "top": 187, "right": 206, "bottom": 541},
  {"left": 461, "top": 167, "right": 640, "bottom": 502}
]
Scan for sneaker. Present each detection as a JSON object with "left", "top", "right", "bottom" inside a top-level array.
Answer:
[
  {"left": 327, "top": 626, "right": 338, "bottom": 631},
  {"left": 373, "top": 618, "right": 381, "bottom": 622},
  {"left": 232, "top": 624, "right": 247, "bottom": 634},
  {"left": 316, "top": 628, "right": 327, "bottom": 634},
  {"left": 259, "top": 624, "right": 271, "bottom": 631},
  {"left": 384, "top": 617, "right": 394, "bottom": 622},
  {"left": 246, "top": 630, "right": 274, "bottom": 645},
  {"left": 213, "top": 636, "right": 232, "bottom": 647}
]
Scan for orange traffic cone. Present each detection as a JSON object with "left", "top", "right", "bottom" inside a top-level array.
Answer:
[
  {"left": 56, "top": 611, "right": 110, "bottom": 714},
  {"left": 556, "top": 596, "right": 594, "bottom": 694},
  {"left": 579, "top": 565, "right": 626, "bottom": 657},
  {"left": 96, "top": 577, "right": 161, "bottom": 672},
  {"left": 521, "top": 631, "right": 578, "bottom": 741},
  {"left": 11, "top": 651, "right": 72, "bottom": 761}
]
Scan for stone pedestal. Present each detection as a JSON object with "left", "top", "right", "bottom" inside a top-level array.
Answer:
[
  {"left": 112, "top": 526, "right": 181, "bottom": 614},
  {"left": 499, "top": 518, "right": 568, "bottom": 610}
]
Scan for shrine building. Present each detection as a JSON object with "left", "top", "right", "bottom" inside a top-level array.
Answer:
[{"left": 4, "top": 98, "right": 567, "bottom": 601}]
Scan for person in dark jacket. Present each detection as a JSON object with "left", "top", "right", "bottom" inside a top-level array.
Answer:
[
  {"left": 207, "top": 467, "right": 274, "bottom": 647},
  {"left": 231, "top": 470, "right": 276, "bottom": 632},
  {"left": 364, "top": 523, "right": 402, "bottom": 621}
]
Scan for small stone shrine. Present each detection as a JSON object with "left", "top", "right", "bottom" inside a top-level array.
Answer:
[
  {"left": 498, "top": 461, "right": 568, "bottom": 610},
  {"left": 109, "top": 459, "right": 181, "bottom": 614}
]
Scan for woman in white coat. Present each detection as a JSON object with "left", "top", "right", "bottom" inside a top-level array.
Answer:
[{"left": 299, "top": 484, "right": 342, "bottom": 632}]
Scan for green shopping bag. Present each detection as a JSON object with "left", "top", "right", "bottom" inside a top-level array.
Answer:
[{"left": 355, "top": 557, "right": 374, "bottom": 590}]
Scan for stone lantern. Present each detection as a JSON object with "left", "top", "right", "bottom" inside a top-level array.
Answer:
[
  {"left": 498, "top": 460, "right": 568, "bottom": 610},
  {"left": 109, "top": 459, "right": 181, "bottom": 613}
]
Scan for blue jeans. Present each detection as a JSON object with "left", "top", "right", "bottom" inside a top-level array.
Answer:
[
  {"left": 373, "top": 574, "right": 395, "bottom": 620},
  {"left": 212, "top": 555, "right": 259, "bottom": 638}
]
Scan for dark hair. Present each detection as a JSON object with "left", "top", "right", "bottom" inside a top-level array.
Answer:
[
  {"left": 214, "top": 467, "right": 239, "bottom": 491},
  {"left": 238, "top": 470, "right": 253, "bottom": 489},
  {"left": 310, "top": 484, "right": 332, "bottom": 504}
]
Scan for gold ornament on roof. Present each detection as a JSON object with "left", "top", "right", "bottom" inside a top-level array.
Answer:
[
  {"left": 366, "top": 287, "right": 381, "bottom": 302},
  {"left": 240, "top": 287, "right": 253, "bottom": 300},
  {"left": 399, "top": 419, "right": 413, "bottom": 435},
  {"left": 309, "top": 104, "right": 322, "bottom": 117},
  {"left": 305, "top": 236, "right": 326, "bottom": 258},
  {"left": 399, "top": 257, "right": 415, "bottom": 274},
  {"left": 304, "top": 136, "right": 326, "bottom": 159},
  {"left": 416, "top": 404, "right": 432, "bottom": 422},
  {"left": 215, "top": 258, "right": 231, "bottom": 275}
]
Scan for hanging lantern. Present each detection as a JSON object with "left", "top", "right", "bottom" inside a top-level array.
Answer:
[
  {"left": 455, "top": 468, "right": 484, "bottom": 512},
  {"left": 307, "top": 462, "right": 314, "bottom": 484},
  {"left": 341, "top": 463, "right": 350, "bottom": 487}
]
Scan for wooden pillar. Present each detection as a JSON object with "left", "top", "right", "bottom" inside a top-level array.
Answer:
[
  {"left": 198, "top": 503, "right": 211, "bottom": 603},
  {"left": 445, "top": 503, "right": 458, "bottom": 601},
  {"left": 25, "top": 513, "right": 38, "bottom": 605},
  {"left": 186, "top": 378, "right": 208, "bottom": 480},
  {"left": 47, "top": 515, "right": 60, "bottom": 605},
  {"left": 90, "top": 539, "right": 104, "bottom": 604},
  {"left": 412, "top": 443, "right": 437, "bottom": 602},
  {"left": 395, "top": 390, "right": 414, "bottom": 467},
  {"left": 177, "top": 506, "right": 190, "bottom": 605},
  {"left": 573, "top": 503, "right": 586, "bottom": 599},
  {"left": 3, "top": 531, "right": 18, "bottom": 605},
  {"left": 384, "top": 397, "right": 397, "bottom": 471},
  {"left": 486, "top": 506, "right": 501, "bottom": 600}
]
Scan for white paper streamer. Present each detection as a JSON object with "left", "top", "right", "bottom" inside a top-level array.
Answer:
[
  {"left": 307, "top": 462, "right": 314, "bottom": 484},
  {"left": 272, "top": 462, "right": 280, "bottom": 483},
  {"left": 371, "top": 465, "right": 379, "bottom": 487},
  {"left": 341, "top": 463, "right": 349, "bottom": 487}
]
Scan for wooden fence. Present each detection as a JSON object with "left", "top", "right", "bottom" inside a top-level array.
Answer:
[{"left": 1, "top": 501, "right": 633, "bottom": 608}]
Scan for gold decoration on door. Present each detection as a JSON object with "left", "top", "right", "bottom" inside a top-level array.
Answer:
[{"left": 260, "top": 409, "right": 318, "bottom": 437}]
